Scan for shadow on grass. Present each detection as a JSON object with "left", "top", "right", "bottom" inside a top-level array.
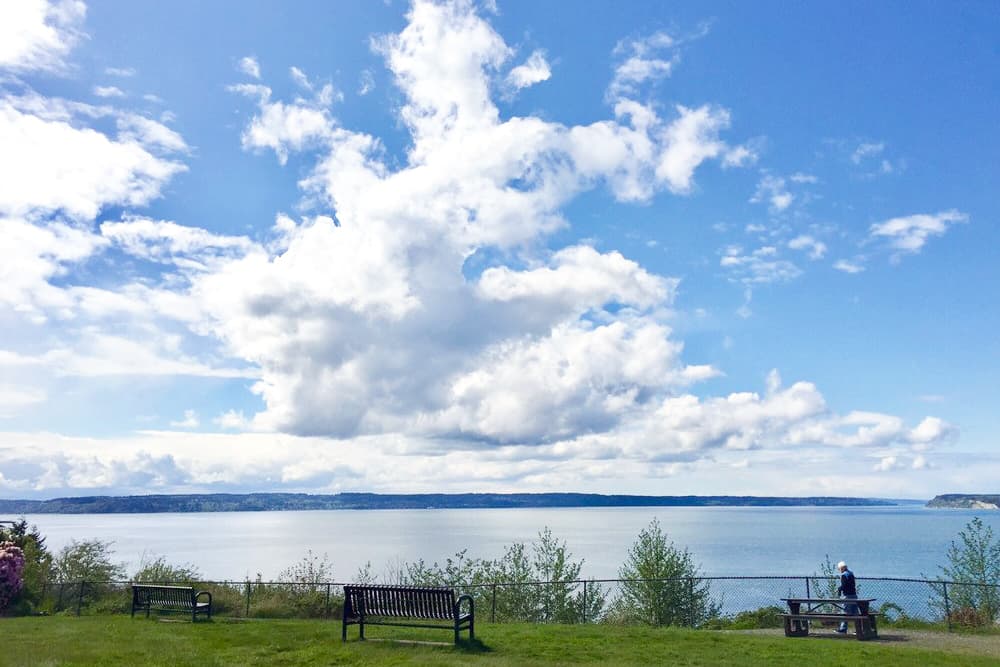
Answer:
[
  {"left": 361, "top": 637, "right": 492, "bottom": 653},
  {"left": 457, "top": 637, "right": 492, "bottom": 653}
]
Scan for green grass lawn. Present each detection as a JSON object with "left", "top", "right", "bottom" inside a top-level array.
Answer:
[{"left": 2, "top": 616, "right": 998, "bottom": 667}]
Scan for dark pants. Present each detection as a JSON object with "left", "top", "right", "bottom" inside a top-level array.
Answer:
[{"left": 839, "top": 595, "right": 859, "bottom": 631}]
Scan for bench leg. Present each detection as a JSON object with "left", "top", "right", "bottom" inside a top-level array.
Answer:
[
  {"left": 359, "top": 620, "right": 365, "bottom": 641},
  {"left": 342, "top": 619, "right": 348, "bottom": 642}
]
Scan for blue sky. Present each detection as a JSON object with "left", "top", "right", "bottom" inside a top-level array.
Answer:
[{"left": 0, "top": 0, "right": 997, "bottom": 498}]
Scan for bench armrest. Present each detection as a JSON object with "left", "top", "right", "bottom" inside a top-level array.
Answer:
[
  {"left": 456, "top": 594, "right": 474, "bottom": 618},
  {"left": 195, "top": 590, "right": 213, "bottom": 606}
]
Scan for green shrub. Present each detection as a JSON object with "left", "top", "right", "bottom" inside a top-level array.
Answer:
[{"left": 704, "top": 605, "right": 786, "bottom": 630}]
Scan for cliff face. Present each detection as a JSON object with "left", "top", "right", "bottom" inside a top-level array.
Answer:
[{"left": 927, "top": 494, "right": 1000, "bottom": 509}]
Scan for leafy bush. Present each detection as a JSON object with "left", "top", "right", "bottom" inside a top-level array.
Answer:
[
  {"left": 132, "top": 554, "right": 201, "bottom": 584},
  {"left": 400, "top": 529, "right": 603, "bottom": 624},
  {"left": 948, "top": 605, "right": 992, "bottom": 629},
  {"left": 704, "top": 605, "right": 786, "bottom": 630},
  {"left": 610, "top": 519, "right": 719, "bottom": 627},
  {"left": 0, "top": 541, "right": 26, "bottom": 613},
  {"left": 258, "top": 552, "right": 338, "bottom": 617},
  {"left": 0, "top": 520, "right": 53, "bottom": 614}
]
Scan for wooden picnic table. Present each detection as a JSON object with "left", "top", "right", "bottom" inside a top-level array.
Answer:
[{"left": 781, "top": 597, "right": 878, "bottom": 640}]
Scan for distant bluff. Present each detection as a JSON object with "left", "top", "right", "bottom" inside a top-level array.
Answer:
[{"left": 927, "top": 494, "right": 1000, "bottom": 509}]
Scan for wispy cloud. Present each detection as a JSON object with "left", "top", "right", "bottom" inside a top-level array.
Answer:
[
  {"left": 93, "top": 85, "right": 125, "bottom": 98},
  {"left": 869, "top": 210, "right": 968, "bottom": 259},
  {"left": 505, "top": 49, "right": 551, "bottom": 92},
  {"left": 238, "top": 55, "right": 260, "bottom": 79}
]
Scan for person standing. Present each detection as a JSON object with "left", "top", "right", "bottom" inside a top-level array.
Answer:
[{"left": 835, "top": 560, "right": 858, "bottom": 633}]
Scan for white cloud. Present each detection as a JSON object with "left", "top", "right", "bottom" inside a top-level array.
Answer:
[
  {"left": 0, "top": 98, "right": 187, "bottom": 220},
  {"left": 869, "top": 210, "right": 968, "bottom": 257},
  {"left": 116, "top": 113, "right": 188, "bottom": 152},
  {"left": 851, "top": 141, "right": 884, "bottom": 164},
  {"left": 93, "top": 85, "right": 125, "bottom": 98},
  {"left": 0, "top": 385, "right": 47, "bottom": 418},
  {"left": 505, "top": 49, "right": 550, "bottom": 91},
  {"left": 238, "top": 55, "right": 260, "bottom": 79},
  {"left": 289, "top": 65, "right": 310, "bottom": 89},
  {"left": 721, "top": 245, "right": 802, "bottom": 285},
  {"left": 787, "top": 234, "right": 827, "bottom": 260},
  {"left": 789, "top": 172, "right": 817, "bottom": 184},
  {"left": 0, "top": 0, "right": 86, "bottom": 73},
  {"left": 105, "top": 66, "right": 136, "bottom": 77},
  {"left": 101, "top": 217, "right": 253, "bottom": 263},
  {"left": 750, "top": 174, "right": 793, "bottom": 212},
  {"left": 215, "top": 410, "right": 250, "bottom": 430},
  {"left": 477, "top": 245, "right": 674, "bottom": 311},
  {"left": 609, "top": 31, "right": 677, "bottom": 98},
  {"left": 230, "top": 83, "right": 336, "bottom": 164},
  {"left": 170, "top": 410, "right": 200, "bottom": 429},
  {"left": 0, "top": 0, "right": 956, "bottom": 496},
  {"left": 833, "top": 259, "right": 865, "bottom": 274},
  {"left": 656, "top": 105, "right": 746, "bottom": 194},
  {"left": 358, "top": 69, "right": 375, "bottom": 96}
]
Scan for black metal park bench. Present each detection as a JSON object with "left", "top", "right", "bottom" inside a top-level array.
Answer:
[
  {"left": 342, "top": 584, "right": 474, "bottom": 644},
  {"left": 131, "top": 584, "right": 213, "bottom": 622}
]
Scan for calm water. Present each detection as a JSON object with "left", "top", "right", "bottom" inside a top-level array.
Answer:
[{"left": 19, "top": 505, "right": 999, "bottom": 581}]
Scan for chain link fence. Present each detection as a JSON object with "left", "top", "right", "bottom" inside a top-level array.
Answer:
[{"left": 34, "top": 576, "right": 999, "bottom": 631}]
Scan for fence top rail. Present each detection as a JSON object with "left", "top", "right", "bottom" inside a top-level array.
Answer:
[{"left": 55, "top": 576, "right": 1000, "bottom": 590}]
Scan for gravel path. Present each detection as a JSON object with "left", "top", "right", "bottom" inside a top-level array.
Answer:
[{"left": 735, "top": 628, "right": 1000, "bottom": 659}]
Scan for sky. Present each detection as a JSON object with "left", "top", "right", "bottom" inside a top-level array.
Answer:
[{"left": 0, "top": 0, "right": 998, "bottom": 500}]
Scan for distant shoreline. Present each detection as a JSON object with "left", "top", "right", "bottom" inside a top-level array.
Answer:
[{"left": 0, "top": 492, "right": 915, "bottom": 515}]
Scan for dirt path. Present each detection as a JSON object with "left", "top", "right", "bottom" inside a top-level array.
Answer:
[{"left": 736, "top": 628, "right": 1000, "bottom": 659}]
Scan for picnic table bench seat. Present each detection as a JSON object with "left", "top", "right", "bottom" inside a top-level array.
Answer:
[
  {"left": 342, "top": 584, "right": 474, "bottom": 645},
  {"left": 131, "top": 584, "right": 212, "bottom": 622},
  {"left": 781, "top": 598, "right": 878, "bottom": 640}
]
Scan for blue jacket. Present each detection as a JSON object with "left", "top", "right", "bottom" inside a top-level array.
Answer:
[{"left": 838, "top": 569, "right": 857, "bottom": 596}]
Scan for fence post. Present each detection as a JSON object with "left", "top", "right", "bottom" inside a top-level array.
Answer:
[
  {"left": 77, "top": 581, "right": 85, "bottom": 616},
  {"left": 582, "top": 580, "right": 588, "bottom": 624},
  {"left": 805, "top": 577, "right": 811, "bottom": 598},
  {"left": 942, "top": 582, "right": 952, "bottom": 631},
  {"left": 491, "top": 583, "right": 497, "bottom": 623},
  {"left": 687, "top": 577, "right": 695, "bottom": 627},
  {"left": 56, "top": 582, "right": 65, "bottom": 611},
  {"left": 245, "top": 580, "right": 251, "bottom": 617},
  {"left": 325, "top": 583, "right": 332, "bottom": 618}
]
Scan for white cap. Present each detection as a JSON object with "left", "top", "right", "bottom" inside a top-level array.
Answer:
[{"left": 837, "top": 561, "right": 847, "bottom": 569}]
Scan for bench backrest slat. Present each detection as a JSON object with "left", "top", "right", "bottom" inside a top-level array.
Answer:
[
  {"left": 133, "top": 584, "right": 195, "bottom": 608},
  {"left": 345, "top": 585, "right": 456, "bottom": 620}
]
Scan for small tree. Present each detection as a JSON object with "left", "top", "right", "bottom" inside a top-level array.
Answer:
[
  {"left": 934, "top": 517, "right": 1000, "bottom": 624},
  {"left": 531, "top": 528, "right": 604, "bottom": 623},
  {"left": 808, "top": 554, "right": 842, "bottom": 612},
  {"left": 53, "top": 539, "right": 125, "bottom": 583},
  {"left": 613, "top": 519, "right": 718, "bottom": 626}
]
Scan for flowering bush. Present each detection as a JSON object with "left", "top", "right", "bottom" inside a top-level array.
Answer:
[{"left": 0, "top": 541, "right": 26, "bottom": 612}]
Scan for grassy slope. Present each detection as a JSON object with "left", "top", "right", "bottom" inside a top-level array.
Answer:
[{"left": 2, "top": 617, "right": 998, "bottom": 667}]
